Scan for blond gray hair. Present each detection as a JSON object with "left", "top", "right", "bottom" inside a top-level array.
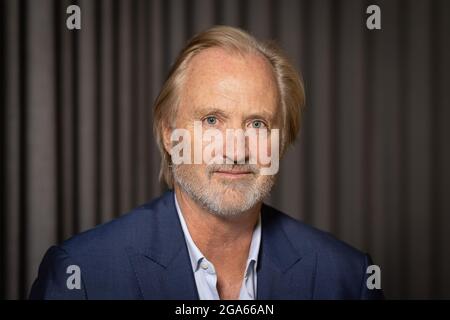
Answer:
[{"left": 153, "top": 25, "right": 305, "bottom": 188}]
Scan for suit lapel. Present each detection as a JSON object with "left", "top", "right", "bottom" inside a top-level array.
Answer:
[
  {"left": 127, "top": 191, "right": 199, "bottom": 300},
  {"left": 257, "top": 205, "right": 317, "bottom": 300}
]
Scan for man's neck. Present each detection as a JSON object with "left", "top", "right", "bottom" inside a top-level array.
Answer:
[{"left": 174, "top": 186, "right": 261, "bottom": 263}]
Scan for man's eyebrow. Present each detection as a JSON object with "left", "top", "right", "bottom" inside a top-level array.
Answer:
[
  {"left": 192, "top": 107, "right": 277, "bottom": 123},
  {"left": 192, "top": 107, "right": 230, "bottom": 119},
  {"left": 244, "top": 112, "right": 276, "bottom": 122}
]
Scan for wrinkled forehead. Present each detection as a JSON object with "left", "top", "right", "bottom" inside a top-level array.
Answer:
[{"left": 177, "top": 48, "right": 280, "bottom": 122}]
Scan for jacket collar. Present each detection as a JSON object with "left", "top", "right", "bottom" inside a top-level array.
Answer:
[
  {"left": 126, "top": 190, "right": 199, "bottom": 299},
  {"left": 256, "top": 204, "right": 317, "bottom": 299}
]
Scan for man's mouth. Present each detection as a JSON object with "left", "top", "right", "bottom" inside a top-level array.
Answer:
[{"left": 213, "top": 170, "right": 254, "bottom": 178}]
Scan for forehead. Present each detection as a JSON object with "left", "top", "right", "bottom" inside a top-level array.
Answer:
[{"left": 179, "top": 47, "right": 279, "bottom": 119}]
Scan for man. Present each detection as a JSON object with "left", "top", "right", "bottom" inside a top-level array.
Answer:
[{"left": 30, "top": 26, "right": 383, "bottom": 300}]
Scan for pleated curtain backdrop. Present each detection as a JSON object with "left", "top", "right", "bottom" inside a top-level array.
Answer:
[{"left": 1, "top": 0, "right": 450, "bottom": 299}]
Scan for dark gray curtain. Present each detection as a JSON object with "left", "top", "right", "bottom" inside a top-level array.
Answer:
[{"left": 1, "top": 0, "right": 449, "bottom": 299}]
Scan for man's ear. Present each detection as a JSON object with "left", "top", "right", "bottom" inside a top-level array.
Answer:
[{"left": 162, "top": 121, "right": 173, "bottom": 155}]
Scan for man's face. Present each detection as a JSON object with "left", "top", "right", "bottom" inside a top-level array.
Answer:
[{"left": 166, "top": 48, "right": 281, "bottom": 217}]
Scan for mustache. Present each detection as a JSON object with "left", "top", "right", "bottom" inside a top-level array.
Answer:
[{"left": 206, "top": 164, "right": 260, "bottom": 175}]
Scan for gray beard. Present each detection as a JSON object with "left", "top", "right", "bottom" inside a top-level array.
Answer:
[{"left": 172, "top": 164, "right": 276, "bottom": 217}]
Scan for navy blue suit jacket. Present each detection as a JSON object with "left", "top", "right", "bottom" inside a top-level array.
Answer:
[{"left": 29, "top": 190, "right": 383, "bottom": 299}]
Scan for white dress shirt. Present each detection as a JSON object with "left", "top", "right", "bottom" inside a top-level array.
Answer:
[{"left": 174, "top": 193, "right": 261, "bottom": 300}]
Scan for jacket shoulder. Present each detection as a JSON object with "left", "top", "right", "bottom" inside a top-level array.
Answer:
[
  {"left": 29, "top": 193, "right": 172, "bottom": 299},
  {"left": 60, "top": 192, "right": 170, "bottom": 256}
]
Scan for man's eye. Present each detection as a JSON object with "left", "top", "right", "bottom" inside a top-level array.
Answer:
[
  {"left": 250, "top": 120, "right": 266, "bottom": 129},
  {"left": 204, "top": 116, "right": 218, "bottom": 125}
]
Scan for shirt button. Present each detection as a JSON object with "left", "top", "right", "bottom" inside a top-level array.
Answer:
[{"left": 200, "top": 262, "right": 208, "bottom": 270}]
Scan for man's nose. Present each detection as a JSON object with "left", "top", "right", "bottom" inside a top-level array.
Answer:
[{"left": 223, "top": 126, "right": 250, "bottom": 164}]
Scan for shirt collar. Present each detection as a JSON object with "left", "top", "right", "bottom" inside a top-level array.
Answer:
[{"left": 174, "top": 192, "right": 262, "bottom": 273}]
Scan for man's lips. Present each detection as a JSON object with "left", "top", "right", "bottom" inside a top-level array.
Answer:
[{"left": 213, "top": 170, "right": 254, "bottom": 177}]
